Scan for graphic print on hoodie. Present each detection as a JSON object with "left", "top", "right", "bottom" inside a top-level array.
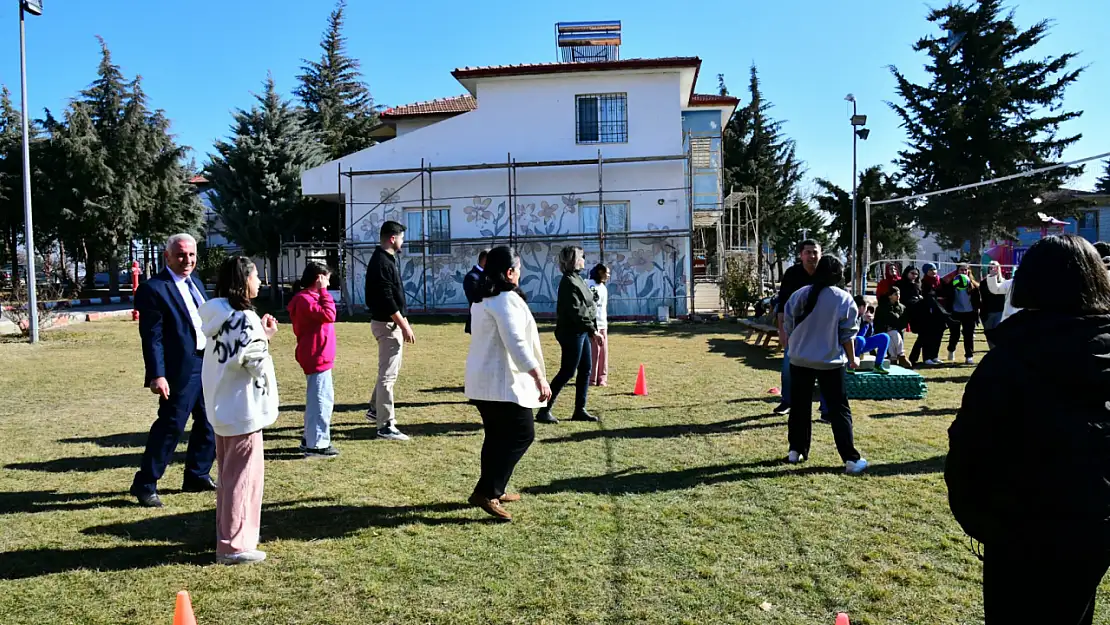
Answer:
[{"left": 198, "top": 298, "right": 279, "bottom": 437}]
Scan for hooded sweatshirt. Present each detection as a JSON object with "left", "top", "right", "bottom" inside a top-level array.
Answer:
[
  {"left": 783, "top": 285, "right": 860, "bottom": 370},
  {"left": 198, "top": 298, "right": 279, "bottom": 437},
  {"left": 287, "top": 288, "right": 337, "bottom": 375}
]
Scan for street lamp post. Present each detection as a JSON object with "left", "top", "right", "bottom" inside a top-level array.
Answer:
[
  {"left": 844, "top": 93, "right": 869, "bottom": 294},
  {"left": 19, "top": 0, "right": 42, "bottom": 343}
]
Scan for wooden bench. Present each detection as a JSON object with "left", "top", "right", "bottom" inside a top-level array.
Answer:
[{"left": 738, "top": 318, "right": 781, "bottom": 348}]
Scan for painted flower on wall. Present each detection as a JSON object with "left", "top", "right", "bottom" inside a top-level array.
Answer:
[
  {"left": 464, "top": 197, "right": 494, "bottom": 222},
  {"left": 515, "top": 202, "right": 537, "bottom": 226},
  {"left": 538, "top": 201, "right": 559, "bottom": 220},
  {"left": 628, "top": 249, "right": 653, "bottom": 271},
  {"left": 381, "top": 188, "right": 400, "bottom": 209},
  {"left": 561, "top": 195, "right": 578, "bottom": 213}
]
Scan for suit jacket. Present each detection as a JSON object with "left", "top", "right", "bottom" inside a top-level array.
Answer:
[
  {"left": 463, "top": 266, "right": 482, "bottom": 334},
  {"left": 136, "top": 268, "right": 209, "bottom": 389}
]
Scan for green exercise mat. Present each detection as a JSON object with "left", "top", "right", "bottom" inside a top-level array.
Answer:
[{"left": 844, "top": 365, "right": 927, "bottom": 400}]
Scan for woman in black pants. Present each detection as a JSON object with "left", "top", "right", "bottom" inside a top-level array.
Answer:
[
  {"left": 535, "top": 246, "right": 598, "bottom": 424},
  {"left": 464, "top": 247, "right": 551, "bottom": 521},
  {"left": 947, "top": 234, "right": 1110, "bottom": 623}
]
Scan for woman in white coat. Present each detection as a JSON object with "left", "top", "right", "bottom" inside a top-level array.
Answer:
[{"left": 465, "top": 246, "right": 552, "bottom": 521}]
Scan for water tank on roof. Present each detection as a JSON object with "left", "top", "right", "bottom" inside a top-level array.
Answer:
[{"left": 555, "top": 21, "right": 621, "bottom": 63}]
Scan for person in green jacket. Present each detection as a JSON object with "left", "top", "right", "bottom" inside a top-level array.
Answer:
[{"left": 535, "top": 246, "right": 598, "bottom": 424}]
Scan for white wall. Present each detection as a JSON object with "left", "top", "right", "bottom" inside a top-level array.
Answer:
[{"left": 395, "top": 117, "right": 450, "bottom": 137}]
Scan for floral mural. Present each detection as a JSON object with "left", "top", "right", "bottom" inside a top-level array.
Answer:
[{"left": 349, "top": 185, "right": 688, "bottom": 317}]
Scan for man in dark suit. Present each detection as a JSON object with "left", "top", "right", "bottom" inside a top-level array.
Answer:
[
  {"left": 462, "top": 249, "right": 488, "bottom": 334},
  {"left": 129, "top": 233, "right": 216, "bottom": 508}
]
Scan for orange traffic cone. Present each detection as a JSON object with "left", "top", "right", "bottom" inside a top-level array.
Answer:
[
  {"left": 835, "top": 613, "right": 850, "bottom": 625},
  {"left": 174, "top": 590, "right": 197, "bottom": 625},
  {"left": 633, "top": 364, "right": 648, "bottom": 396}
]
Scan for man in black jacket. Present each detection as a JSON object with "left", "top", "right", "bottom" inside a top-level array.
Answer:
[
  {"left": 364, "top": 221, "right": 416, "bottom": 441},
  {"left": 773, "top": 239, "right": 821, "bottom": 415},
  {"left": 462, "top": 250, "right": 488, "bottom": 334}
]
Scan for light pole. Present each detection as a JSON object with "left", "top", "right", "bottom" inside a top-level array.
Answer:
[
  {"left": 844, "top": 93, "right": 869, "bottom": 294},
  {"left": 19, "top": 0, "right": 43, "bottom": 343}
]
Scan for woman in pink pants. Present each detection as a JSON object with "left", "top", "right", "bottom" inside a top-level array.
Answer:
[
  {"left": 198, "top": 257, "right": 279, "bottom": 565},
  {"left": 588, "top": 264, "right": 610, "bottom": 386}
]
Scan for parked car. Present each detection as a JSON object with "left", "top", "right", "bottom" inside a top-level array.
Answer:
[{"left": 92, "top": 270, "right": 136, "bottom": 289}]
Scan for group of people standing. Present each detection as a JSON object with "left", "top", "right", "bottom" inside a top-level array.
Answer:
[{"left": 128, "top": 223, "right": 617, "bottom": 561}]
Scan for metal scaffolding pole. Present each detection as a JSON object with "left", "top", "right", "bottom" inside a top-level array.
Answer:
[{"left": 597, "top": 149, "right": 605, "bottom": 258}]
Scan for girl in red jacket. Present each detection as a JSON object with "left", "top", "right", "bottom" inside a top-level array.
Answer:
[{"left": 288, "top": 262, "right": 338, "bottom": 458}]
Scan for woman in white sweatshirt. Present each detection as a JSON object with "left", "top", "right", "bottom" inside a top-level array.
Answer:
[
  {"left": 198, "top": 257, "right": 279, "bottom": 565},
  {"left": 464, "top": 246, "right": 551, "bottom": 521}
]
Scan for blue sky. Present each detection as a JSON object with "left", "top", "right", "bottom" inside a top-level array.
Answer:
[{"left": 2, "top": 0, "right": 1106, "bottom": 194}]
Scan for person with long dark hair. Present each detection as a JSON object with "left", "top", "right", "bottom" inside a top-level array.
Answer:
[
  {"left": 465, "top": 246, "right": 551, "bottom": 521},
  {"left": 288, "top": 261, "right": 338, "bottom": 458},
  {"left": 946, "top": 234, "right": 1110, "bottom": 623},
  {"left": 198, "top": 256, "right": 279, "bottom": 564},
  {"left": 535, "top": 246, "right": 597, "bottom": 424},
  {"left": 781, "top": 256, "right": 867, "bottom": 474}
]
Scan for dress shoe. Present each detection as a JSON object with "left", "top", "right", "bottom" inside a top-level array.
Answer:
[
  {"left": 571, "top": 410, "right": 598, "bottom": 422},
  {"left": 134, "top": 491, "right": 164, "bottom": 508},
  {"left": 469, "top": 492, "right": 512, "bottom": 521},
  {"left": 498, "top": 493, "right": 521, "bottom": 503},
  {"left": 534, "top": 409, "right": 558, "bottom": 424},
  {"left": 182, "top": 476, "right": 217, "bottom": 492}
]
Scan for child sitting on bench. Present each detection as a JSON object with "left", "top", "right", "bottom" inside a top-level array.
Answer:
[{"left": 853, "top": 295, "right": 890, "bottom": 374}]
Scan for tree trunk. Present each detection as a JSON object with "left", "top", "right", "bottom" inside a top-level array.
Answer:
[
  {"left": 269, "top": 252, "right": 280, "bottom": 302},
  {"left": 9, "top": 227, "right": 19, "bottom": 293},
  {"left": 84, "top": 244, "right": 97, "bottom": 289},
  {"left": 108, "top": 253, "right": 121, "bottom": 296},
  {"left": 969, "top": 233, "right": 984, "bottom": 280}
]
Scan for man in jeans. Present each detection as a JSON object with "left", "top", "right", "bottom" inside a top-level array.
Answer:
[
  {"left": 364, "top": 221, "right": 416, "bottom": 441},
  {"left": 774, "top": 240, "right": 821, "bottom": 416}
]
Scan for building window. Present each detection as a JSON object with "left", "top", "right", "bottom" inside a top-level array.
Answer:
[
  {"left": 403, "top": 208, "right": 451, "bottom": 256},
  {"left": 576, "top": 93, "right": 627, "bottom": 144},
  {"left": 690, "top": 136, "right": 712, "bottom": 168},
  {"left": 579, "top": 201, "right": 630, "bottom": 251}
]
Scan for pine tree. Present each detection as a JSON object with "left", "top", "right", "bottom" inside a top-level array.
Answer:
[
  {"left": 890, "top": 0, "right": 1084, "bottom": 263},
  {"left": 720, "top": 65, "right": 805, "bottom": 277},
  {"left": 0, "top": 86, "right": 26, "bottom": 280},
  {"left": 206, "top": 75, "right": 327, "bottom": 299},
  {"left": 295, "top": 0, "right": 380, "bottom": 161},
  {"left": 816, "top": 166, "right": 917, "bottom": 262},
  {"left": 1096, "top": 159, "right": 1110, "bottom": 194}
]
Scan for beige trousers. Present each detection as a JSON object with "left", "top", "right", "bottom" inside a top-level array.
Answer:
[{"left": 370, "top": 321, "right": 404, "bottom": 429}]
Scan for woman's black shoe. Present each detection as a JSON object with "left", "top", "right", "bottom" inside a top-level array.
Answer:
[
  {"left": 571, "top": 410, "right": 598, "bottom": 422},
  {"left": 535, "top": 409, "right": 558, "bottom": 424}
]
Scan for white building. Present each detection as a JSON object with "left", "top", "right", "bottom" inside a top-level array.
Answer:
[{"left": 301, "top": 24, "right": 737, "bottom": 319}]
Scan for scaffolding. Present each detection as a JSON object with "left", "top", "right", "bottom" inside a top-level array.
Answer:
[{"left": 282, "top": 132, "right": 724, "bottom": 319}]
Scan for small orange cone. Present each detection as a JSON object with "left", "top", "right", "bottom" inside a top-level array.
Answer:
[
  {"left": 835, "top": 613, "right": 850, "bottom": 625},
  {"left": 633, "top": 364, "right": 648, "bottom": 396},
  {"left": 174, "top": 590, "right": 197, "bottom": 625}
]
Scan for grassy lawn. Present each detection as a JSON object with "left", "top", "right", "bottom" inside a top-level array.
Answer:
[{"left": 0, "top": 317, "right": 1101, "bottom": 624}]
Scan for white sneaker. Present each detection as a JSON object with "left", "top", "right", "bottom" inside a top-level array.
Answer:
[
  {"left": 845, "top": 459, "right": 869, "bottom": 475},
  {"left": 947, "top": 351, "right": 956, "bottom": 362},
  {"left": 376, "top": 425, "right": 410, "bottom": 441},
  {"left": 926, "top": 359, "right": 941, "bottom": 366},
  {"left": 965, "top": 357, "right": 975, "bottom": 365},
  {"left": 787, "top": 450, "right": 806, "bottom": 464},
  {"left": 217, "top": 549, "right": 267, "bottom": 565}
]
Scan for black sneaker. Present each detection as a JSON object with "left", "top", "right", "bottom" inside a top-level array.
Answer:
[
  {"left": 818, "top": 416, "right": 833, "bottom": 425},
  {"left": 534, "top": 409, "right": 558, "bottom": 424},
  {"left": 303, "top": 445, "right": 340, "bottom": 458},
  {"left": 773, "top": 402, "right": 791, "bottom": 415}
]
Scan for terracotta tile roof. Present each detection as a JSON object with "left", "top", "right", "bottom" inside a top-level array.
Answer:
[
  {"left": 187, "top": 175, "right": 208, "bottom": 185},
  {"left": 689, "top": 93, "right": 740, "bottom": 107},
  {"left": 451, "top": 57, "right": 701, "bottom": 80},
  {"left": 380, "top": 95, "right": 476, "bottom": 118}
]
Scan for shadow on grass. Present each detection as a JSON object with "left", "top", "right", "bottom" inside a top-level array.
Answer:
[
  {"left": 706, "top": 338, "right": 781, "bottom": 372},
  {"left": 0, "top": 545, "right": 211, "bottom": 580},
  {"left": 1, "top": 501, "right": 480, "bottom": 579},
  {"left": 266, "top": 420, "right": 482, "bottom": 442},
  {"left": 419, "top": 385, "right": 465, "bottom": 394},
  {"left": 605, "top": 322, "right": 737, "bottom": 340},
  {"left": 869, "top": 407, "right": 957, "bottom": 420},
  {"left": 923, "top": 374, "right": 973, "bottom": 384},
  {"left": 279, "top": 399, "right": 469, "bottom": 414},
  {"left": 0, "top": 490, "right": 135, "bottom": 515},
  {"left": 5, "top": 451, "right": 181, "bottom": 473},
  {"left": 541, "top": 414, "right": 782, "bottom": 444},
  {"left": 59, "top": 431, "right": 151, "bottom": 448},
  {"left": 524, "top": 455, "right": 946, "bottom": 496}
]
